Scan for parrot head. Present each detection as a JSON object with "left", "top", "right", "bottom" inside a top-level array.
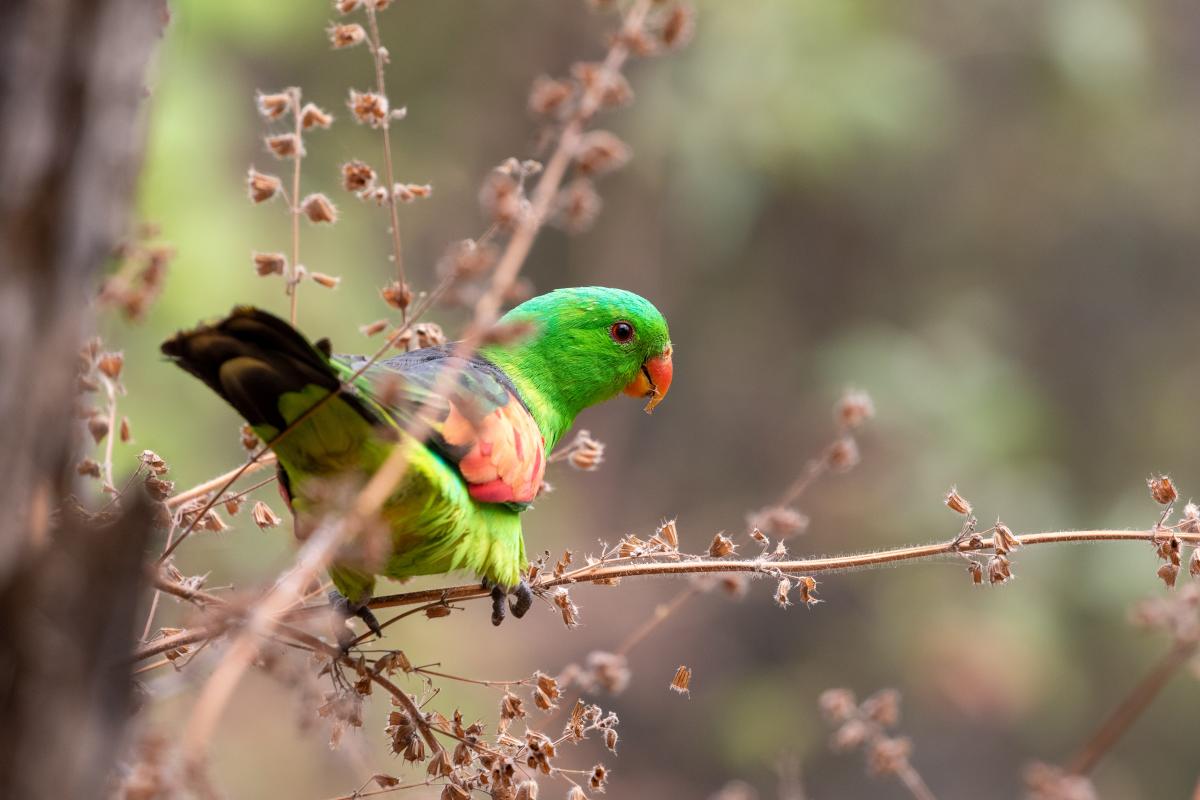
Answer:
[{"left": 483, "top": 287, "right": 673, "bottom": 445}]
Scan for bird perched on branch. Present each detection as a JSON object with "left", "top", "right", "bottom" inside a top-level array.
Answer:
[{"left": 162, "top": 287, "right": 672, "bottom": 640}]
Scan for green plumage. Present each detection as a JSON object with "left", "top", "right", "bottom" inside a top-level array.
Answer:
[{"left": 162, "top": 287, "right": 672, "bottom": 605}]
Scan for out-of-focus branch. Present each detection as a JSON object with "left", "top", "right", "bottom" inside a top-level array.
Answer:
[{"left": 468, "top": 0, "right": 653, "bottom": 333}]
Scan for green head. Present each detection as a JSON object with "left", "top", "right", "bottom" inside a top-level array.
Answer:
[{"left": 480, "top": 287, "right": 673, "bottom": 450}]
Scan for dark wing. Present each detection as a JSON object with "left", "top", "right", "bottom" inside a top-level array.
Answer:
[{"left": 333, "top": 346, "right": 546, "bottom": 505}]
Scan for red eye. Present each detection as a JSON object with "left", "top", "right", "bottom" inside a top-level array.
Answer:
[{"left": 610, "top": 321, "right": 635, "bottom": 343}]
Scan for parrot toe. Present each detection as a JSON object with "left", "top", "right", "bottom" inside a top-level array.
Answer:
[
  {"left": 328, "top": 589, "right": 383, "bottom": 650},
  {"left": 510, "top": 580, "right": 533, "bottom": 619},
  {"left": 489, "top": 585, "right": 507, "bottom": 626}
]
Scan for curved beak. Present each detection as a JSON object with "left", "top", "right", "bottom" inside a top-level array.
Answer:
[{"left": 623, "top": 344, "right": 673, "bottom": 414}]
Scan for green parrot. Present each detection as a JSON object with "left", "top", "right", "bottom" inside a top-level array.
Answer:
[{"left": 161, "top": 287, "right": 673, "bottom": 632}]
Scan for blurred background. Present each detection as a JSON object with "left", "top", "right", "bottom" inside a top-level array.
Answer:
[{"left": 109, "top": 0, "right": 1200, "bottom": 796}]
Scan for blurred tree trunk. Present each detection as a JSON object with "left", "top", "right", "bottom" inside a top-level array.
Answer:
[{"left": 0, "top": 1, "right": 165, "bottom": 798}]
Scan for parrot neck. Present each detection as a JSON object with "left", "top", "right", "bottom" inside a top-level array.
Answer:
[{"left": 481, "top": 342, "right": 622, "bottom": 453}]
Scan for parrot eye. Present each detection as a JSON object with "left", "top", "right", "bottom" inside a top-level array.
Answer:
[{"left": 609, "top": 321, "right": 635, "bottom": 344}]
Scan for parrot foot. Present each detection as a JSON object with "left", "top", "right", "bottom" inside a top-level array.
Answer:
[
  {"left": 484, "top": 579, "right": 534, "bottom": 626},
  {"left": 328, "top": 589, "right": 383, "bottom": 652}
]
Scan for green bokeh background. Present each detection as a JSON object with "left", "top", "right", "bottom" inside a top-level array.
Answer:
[{"left": 105, "top": 0, "right": 1200, "bottom": 796}]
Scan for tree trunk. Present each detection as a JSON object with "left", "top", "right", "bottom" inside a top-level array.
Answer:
[{"left": 0, "top": 0, "right": 165, "bottom": 797}]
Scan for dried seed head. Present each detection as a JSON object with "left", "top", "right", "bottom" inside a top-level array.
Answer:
[
  {"left": 247, "top": 168, "right": 282, "bottom": 203},
  {"left": 967, "top": 559, "right": 984, "bottom": 585},
  {"left": 831, "top": 719, "right": 869, "bottom": 752},
  {"left": 553, "top": 587, "right": 580, "bottom": 627},
  {"left": 528, "top": 75, "right": 574, "bottom": 117},
  {"left": 554, "top": 178, "right": 602, "bottom": 234},
  {"left": 253, "top": 252, "right": 287, "bottom": 276},
  {"left": 1157, "top": 562, "right": 1179, "bottom": 588},
  {"left": 993, "top": 520, "right": 1020, "bottom": 553},
  {"left": 359, "top": 319, "right": 388, "bottom": 337},
  {"left": 341, "top": 160, "right": 376, "bottom": 193},
  {"left": 140, "top": 450, "right": 169, "bottom": 474},
  {"left": 252, "top": 500, "right": 282, "bottom": 530},
  {"left": 944, "top": 486, "right": 972, "bottom": 516},
  {"left": 840, "top": 388, "right": 878, "bottom": 431},
  {"left": 299, "top": 103, "right": 333, "bottom": 130},
  {"left": 424, "top": 604, "right": 451, "bottom": 619},
  {"left": 97, "top": 351, "right": 124, "bottom": 380},
  {"left": 348, "top": 89, "right": 388, "bottom": 127},
  {"left": 224, "top": 494, "right": 244, "bottom": 516},
  {"left": 1154, "top": 534, "right": 1182, "bottom": 565},
  {"left": 585, "top": 651, "right": 630, "bottom": 694},
  {"left": 796, "top": 575, "right": 819, "bottom": 605},
  {"left": 747, "top": 505, "right": 809, "bottom": 538},
  {"left": 143, "top": 474, "right": 173, "bottom": 500},
  {"left": 120, "top": 416, "right": 132, "bottom": 443},
  {"left": 574, "top": 130, "right": 631, "bottom": 176},
  {"left": 1149, "top": 474, "right": 1178, "bottom": 506},
  {"left": 567, "top": 430, "right": 605, "bottom": 471},
  {"left": 827, "top": 436, "right": 860, "bottom": 472},
  {"left": 566, "top": 787, "right": 587, "bottom": 800},
  {"left": 380, "top": 280, "right": 413, "bottom": 310},
  {"left": 88, "top": 415, "right": 109, "bottom": 444},
  {"left": 658, "top": 2, "right": 696, "bottom": 50},
  {"left": 867, "top": 736, "right": 912, "bottom": 777},
  {"left": 437, "top": 239, "right": 496, "bottom": 280},
  {"left": 77, "top": 458, "right": 101, "bottom": 479},
  {"left": 515, "top": 781, "right": 539, "bottom": 800},
  {"left": 603, "top": 727, "right": 618, "bottom": 753},
  {"left": 328, "top": 22, "right": 366, "bottom": 48},
  {"left": 413, "top": 322, "right": 446, "bottom": 349},
  {"left": 1181, "top": 503, "right": 1200, "bottom": 534},
  {"left": 571, "top": 62, "right": 633, "bottom": 109},
  {"left": 818, "top": 688, "right": 857, "bottom": 723},
  {"left": 657, "top": 518, "right": 679, "bottom": 549},
  {"left": 311, "top": 272, "right": 341, "bottom": 289},
  {"left": 708, "top": 532, "right": 736, "bottom": 558},
  {"left": 393, "top": 183, "right": 433, "bottom": 202},
  {"left": 987, "top": 554, "right": 1013, "bottom": 585},
  {"left": 479, "top": 170, "right": 522, "bottom": 228},
  {"left": 774, "top": 578, "right": 793, "bottom": 608},
  {"left": 265, "top": 133, "right": 304, "bottom": 159},
  {"left": 301, "top": 193, "right": 338, "bottom": 224},
  {"left": 1190, "top": 548, "right": 1200, "bottom": 578},
  {"left": 256, "top": 90, "right": 292, "bottom": 120},
  {"left": 669, "top": 665, "right": 691, "bottom": 695},
  {"left": 589, "top": 765, "right": 607, "bottom": 791},
  {"left": 861, "top": 689, "right": 901, "bottom": 727}
]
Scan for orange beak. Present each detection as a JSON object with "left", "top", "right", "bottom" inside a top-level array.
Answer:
[{"left": 623, "top": 344, "right": 673, "bottom": 414}]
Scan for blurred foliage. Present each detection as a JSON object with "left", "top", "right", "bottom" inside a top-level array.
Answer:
[{"left": 104, "top": 0, "right": 1200, "bottom": 797}]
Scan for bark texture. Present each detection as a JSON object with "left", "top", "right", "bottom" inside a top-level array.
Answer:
[{"left": 0, "top": 0, "right": 165, "bottom": 796}]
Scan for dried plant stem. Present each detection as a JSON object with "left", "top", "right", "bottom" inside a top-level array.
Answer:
[
  {"left": 1066, "top": 638, "right": 1199, "bottom": 775},
  {"left": 362, "top": 529, "right": 1200, "bottom": 611},
  {"left": 100, "top": 375, "right": 119, "bottom": 490},
  {"left": 615, "top": 586, "right": 696, "bottom": 657},
  {"left": 469, "top": 0, "right": 651, "bottom": 333},
  {"left": 363, "top": 3, "right": 406, "bottom": 319},
  {"left": 165, "top": 454, "right": 277, "bottom": 510},
  {"left": 897, "top": 764, "right": 939, "bottom": 800},
  {"left": 288, "top": 85, "right": 303, "bottom": 325}
]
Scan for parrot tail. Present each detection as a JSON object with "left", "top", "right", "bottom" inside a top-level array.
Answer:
[{"left": 161, "top": 307, "right": 382, "bottom": 474}]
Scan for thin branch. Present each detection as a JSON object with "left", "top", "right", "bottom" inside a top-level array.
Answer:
[
  {"left": 1066, "top": 638, "right": 1199, "bottom": 775},
  {"left": 362, "top": 529, "right": 1200, "bottom": 612},
  {"left": 363, "top": 3, "right": 406, "bottom": 322},
  {"left": 288, "top": 85, "right": 303, "bottom": 325},
  {"left": 468, "top": 0, "right": 652, "bottom": 334},
  {"left": 165, "top": 454, "right": 276, "bottom": 510}
]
